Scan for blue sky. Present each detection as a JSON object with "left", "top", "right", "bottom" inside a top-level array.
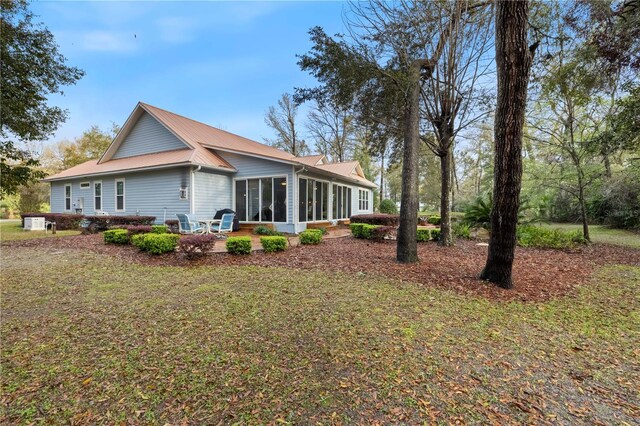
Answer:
[{"left": 31, "top": 1, "right": 349, "bottom": 147}]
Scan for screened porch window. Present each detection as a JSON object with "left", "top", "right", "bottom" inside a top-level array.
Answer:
[
  {"left": 298, "top": 178, "right": 328, "bottom": 223},
  {"left": 235, "top": 177, "right": 287, "bottom": 222},
  {"left": 332, "top": 184, "right": 351, "bottom": 220}
]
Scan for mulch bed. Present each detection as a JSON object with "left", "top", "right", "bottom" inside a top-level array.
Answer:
[{"left": 5, "top": 234, "right": 640, "bottom": 302}]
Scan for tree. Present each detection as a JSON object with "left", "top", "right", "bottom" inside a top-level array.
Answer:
[
  {"left": 41, "top": 124, "right": 119, "bottom": 172},
  {"left": 306, "top": 101, "right": 356, "bottom": 162},
  {"left": 480, "top": 0, "right": 536, "bottom": 289},
  {"left": 0, "top": 0, "right": 84, "bottom": 196},
  {"left": 263, "top": 93, "right": 309, "bottom": 156}
]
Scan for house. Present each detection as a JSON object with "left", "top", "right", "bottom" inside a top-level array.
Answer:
[{"left": 44, "top": 102, "right": 377, "bottom": 233}]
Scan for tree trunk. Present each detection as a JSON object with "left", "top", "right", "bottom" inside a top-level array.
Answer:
[
  {"left": 576, "top": 170, "right": 591, "bottom": 241},
  {"left": 439, "top": 146, "right": 453, "bottom": 246},
  {"left": 380, "top": 152, "right": 385, "bottom": 205},
  {"left": 397, "top": 61, "right": 422, "bottom": 263},
  {"left": 480, "top": 0, "right": 534, "bottom": 289},
  {"left": 603, "top": 152, "right": 612, "bottom": 179}
]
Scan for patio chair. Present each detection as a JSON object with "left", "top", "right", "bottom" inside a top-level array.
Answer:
[
  {"left": 176, "top": 213, "right": 205, "bottom": 234},
  {"left": 210, "top": 213, "right": 235, "bottom": 237}
]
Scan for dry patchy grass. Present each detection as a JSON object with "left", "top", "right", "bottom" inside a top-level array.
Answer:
[{"left": 1, "top": 247, "right": 639, "bottom": 424}]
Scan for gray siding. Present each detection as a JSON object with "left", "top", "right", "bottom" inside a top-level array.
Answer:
[
  {"left": 193, "top": 169, "right": 232, "bottom": 219},
  {"left": 113, "top": 111, "right": 187, "bottom": 159},
  {"left": 50, "top": 167, "right": 191, "bottom": 223},
  {"left": 217, "top": 152, "right": 295, "bottom": 224}
]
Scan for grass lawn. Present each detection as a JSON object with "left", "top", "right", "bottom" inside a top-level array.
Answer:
[
  {"left": 2, "top": 247, "right": 638, "bottom": 424},
  {"left": 0, "top": 220, "right": 80, "bottom": 242},
  {"left": 542, "top": 222, "right": 640, "bottom": 248}
]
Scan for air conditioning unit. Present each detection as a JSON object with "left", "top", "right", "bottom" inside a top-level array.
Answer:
[{"left": 24, "top": 217, "right": 46, "bottom": 231}]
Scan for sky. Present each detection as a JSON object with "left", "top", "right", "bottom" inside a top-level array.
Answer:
[{"left": 31, "top": 1, "right": 350, "bottom": 148}]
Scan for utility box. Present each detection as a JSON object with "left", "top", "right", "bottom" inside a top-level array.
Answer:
[{"left": 24, "top": 217, "right": 46, "bottom": 231}]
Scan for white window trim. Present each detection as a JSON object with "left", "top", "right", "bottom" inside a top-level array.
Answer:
[
  {"left": 232, "top": 175, "right": 289, "bottom": 223},
  {"left": 331, "top": 182, "right": 353, "bottom": 220},
  {"left": 64, "top": 184, "right": 72, "bottom": 211},
  {"left": 298, "top": 175, "right": 331, "bottom": 223},
  {"left": 115, "top": 178, "right": 125, "bottom": 212},
  {"left": 359, "top": 189, "right": 370, "bottom": 211},
  {"left": 93, "top": 181, "right": 102, "bottom": 212}
]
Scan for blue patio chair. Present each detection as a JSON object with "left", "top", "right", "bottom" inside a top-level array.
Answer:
[
  {"left": 210, "top": 213, "right": 235, "bottom": 236},
  {"left": 176, "top": 213, "right": 205, "bottom": 234}
]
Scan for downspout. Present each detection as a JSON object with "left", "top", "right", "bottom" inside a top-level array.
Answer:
[{"left": 190, "top": 165, "right": 201, "bottom": 215}]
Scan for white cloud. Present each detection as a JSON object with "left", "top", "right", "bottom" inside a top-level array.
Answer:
[{"left": 79, "top": 30, "right": 138, "bottom": 53}]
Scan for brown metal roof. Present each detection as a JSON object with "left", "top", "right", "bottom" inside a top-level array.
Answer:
[
  {"left": 43, "top": 148, "right": 234, "bottom": 181},
  {"left": 48, "top": 102, "right": 377, "bottom": 187}
]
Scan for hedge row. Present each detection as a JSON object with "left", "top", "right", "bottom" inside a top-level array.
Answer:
[
  {"left": 349, "top": 214, "right": 399, "bottom": 226},
  {"left": 84, "top": 215, "right": 155, "bottom": 233},
  {"left": 351, "top": 223, "right": 439, "bottom": 242}
]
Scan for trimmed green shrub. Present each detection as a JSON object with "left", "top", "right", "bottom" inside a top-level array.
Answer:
[
  {"left": 360, "top": 224, "right": 379, "bottom": 240},
  {"left": 430, "top": 228, "right": 441, "bottom": 242},
  {"left": 453, "top": 222, "right": 472, "bottom": 239},
  {"left": 260, "top": 236, "right": 287, "bottom": 253},
  {"left": 104, "top": 229, "right": 129, "bottom": 244},
  {"left": 379, "top": 199, "right": 398, "bottom": 214},
  {"left": 131, "top": 233, "right": 146, "bottom": 248},
  {"left": 300, "top": 229, "right": 322, "bottom": 245},
  {"left": 315, "top": 227, "right": 328, "bottom": 235},
  {"left": 179, "top": 234, "right": 216, "bottom": 259},
  {"left": 417, "top": 228, "right": 431, "bottom": 242},
  {"left": 253, "top": 225, "right": 281, "bottom": 236},
  {"left": 151, "top": 225, "right": 169, "bottom": 234},
  {"left": 350, "top": 223, "right": 366, "bottom": 238},
  {"left": 137, "top": 234, "right": 180, "bottom": 254},
  {"left": 517, "top": 226, "right": 586, "bottom": 249},
  {"left": 428, "top": 215, "right": 441, "bottom": 225},
  {"left": 226, "top": 236, "right": 252, "bottom": 255}
]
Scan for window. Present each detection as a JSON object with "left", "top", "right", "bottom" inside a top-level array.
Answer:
[
  {"left": 299, "top": 178, "right": 329, "bottom": 222},
  {"left": 115, "top": 179, "right": 125, "bottom": 211},
  {"left": 235, "top": 177, "right": 287, "bottom": 222},
  {"left": 332, "top": 184, "right": 352, "bottom": 220},
  {"left": 359, "top": 189, "right": 369, "bottom": 211},
  {"left": 80, "top": 182, "right": 90, "bottom": 189},
  {"left": 94, "top": 181, "right": 102, "bottom": 211},
  {"left": 64, "top": 184, "right": 72, "bottom": 211},
  {"left": 179, "top": 187, "right": 188, "bottom": 200}
]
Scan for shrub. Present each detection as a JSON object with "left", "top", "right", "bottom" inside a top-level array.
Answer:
[
  {"left": 260, "top": 236, "right": 287, "bottom": 253},
  {"left": 299, "top": 229, "right": 323, "bottom": 245},
  {"left": 151, "top": 225, "right": 169, "bottom": 234},
  {"left": 430, "top": 228, "right": 441, "bottom": 242},
  {"left": 131, "top": 233, "right": 146, "bottom": 248},
  {"left": 453, "top": 222, "right": 471, "bottom": 239},
  {"left": 350, "top": 214, "right": 399, "bottom": 226},
  {"left": 417, "top": 228, "right": 431, "bottom": 242},
  {"left": 179, "top": 234, "right": 216, "bottom": 259},
  {"left": 428, "top": 215, "right": 441, "bottom": 225},
  {"left": 371, "top": 225, "right": 394, "bottom": 242},
  {"left": 253, "top": 225, "right": 281, "bottom": 236},
  {"left": 379, "top": 199, "right": 398, "bottom": 214},
  {"left": 124, "top": 225, "right": 153, "bottom": 236},
  {"left": 164, "top": 220, "right": 179, "bottom": 234},
  {"left": 21, "top": 213, "right": 83, "bottom": 230},
  {"left": 517, "top": 225, "right": 586, "bottom": 249},
  {"left": 103, "top": 229, "right": 129, "bottom": 244},
  {"left": 360, "top": 224, "right": 379, "bottom": 240},
  {"left": 350, "top": 223, "right": 366, "bottom": 238},
  {"left": 134, "top": 233, "right": 179, "bottom": 254},
  {"left": 83, "top": 215, "right": 156, "bottom": 233},
  {"left": 226, "top": 236, "right": 252, "bottom": 255}
]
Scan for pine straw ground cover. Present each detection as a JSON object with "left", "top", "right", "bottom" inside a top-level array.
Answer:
[
  {"left": 5, "top": 233, "right": 640, "bottom": 302},
  {"left": 1, "top": 240, "right": 640, "bottom": 424}
]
